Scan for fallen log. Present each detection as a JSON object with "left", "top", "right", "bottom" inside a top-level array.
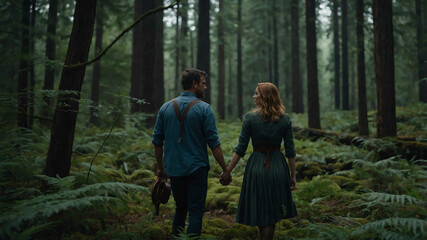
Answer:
[{"left": 292, "top": 126, "right": 427, "bottom": 160}]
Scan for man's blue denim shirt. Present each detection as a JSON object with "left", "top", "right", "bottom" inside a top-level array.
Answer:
[{"left": 152, "top": 92, "right": 221, "bottom": 177}]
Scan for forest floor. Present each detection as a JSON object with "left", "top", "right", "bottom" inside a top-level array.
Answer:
[{"left": 1, "top": 103, "right": 426, "bottom": 239}]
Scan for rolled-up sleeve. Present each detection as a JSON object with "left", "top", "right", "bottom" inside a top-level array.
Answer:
[
  {"left": 203, "top": 105, "right": 221, "bottom": 149},
  {"left": 283, "top": 114, "right": 296, "bottom": 158},
  {"left": 152, "top": 108, "right": 165, "bottom": 146},
  {"left": 234, "top": 114, "right": 251, "bottom": 157}
]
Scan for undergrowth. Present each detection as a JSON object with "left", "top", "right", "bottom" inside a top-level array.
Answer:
[{"left": 0, "top": 98, "right": 426, "bottom": 239}]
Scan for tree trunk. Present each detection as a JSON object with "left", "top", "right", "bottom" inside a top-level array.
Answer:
[
  {"left": 190, "top": 28, "right": 194, "bottom": 68},
  {"left": 356, "top": 0, "right": 369, "bottom": 136},
  {"left": 228, "top": 56, "right": 233, "bottom": 117},
  {"left": 17, "top": 0, "right": 30, "bottom": 128},
  {"left": 42, "top": 0, "right": 57, "bottom": 120},
  {"left": 291, "top": 0, "right": 303, "bottom": 113},
  {"left": 217, "top": 0, "right": 225, "bottom": 119},
  {"left": 197, "top": 0, "right": 211, "bottom": 103},
  {"left": 373, "top": 0, "right": 396, "bottom": 138},
  {"left": 154, "top": 0, "right": 164, "bottom": 111},
  {"left": 28, "top": 0, "right": 36, "bottom": 128},
  {"left": 272, "top": 0, "right": 279, "bottom": 88},
  {"left": 175, "top": 3, "right": 180, "bottom": 94},
  {"left": 416, "top": 0, "right": 427, "bottom": 102},
  {"left": 283, "top": 7, "right": 291, "bottom": 105},
  {"left": 44, "top": 0, "right": 96, "bottom": 177},
  {"left": 140, "top": 0, "right": 159, "bottom": 126},
  {"left": 341, "top": 0, "right": 349, "bottom": 110},
  {"left": 332, "top": 0, "right": 340, "bottom": 109},
  {"left": 180, "top": 0, "right": 188, "bottom": 71},
  {"left": 237, "top": 0, "right": 243, "bottom": 119},
  {"left": 305, "top": 0, "right": 321, "bottom": 129},
  {"left": 90, "top": 0, "right": 103, "bottom": 126},
  {"left": 268, "top": 17, "right": 272, "bottom": 83},
  {"left": 130, "top": 0, "right": 143, "bottom": 113}
]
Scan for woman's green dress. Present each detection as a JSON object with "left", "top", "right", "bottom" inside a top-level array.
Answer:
[{"left": 235, "top": 112, "right": 297, "bottom": 227}]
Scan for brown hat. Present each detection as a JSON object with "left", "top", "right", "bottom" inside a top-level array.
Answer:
[{"left": 151, "top": 178, "right": 171, "bottom": 216}]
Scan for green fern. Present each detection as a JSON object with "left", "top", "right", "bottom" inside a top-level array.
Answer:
[
  {"left": 0, "top": 182, "right": 148, "bottom": 238},
  {"left": 351, "top": 218, "right": 427, "bottom": 239},
  {"left": 365, "top": 192, "right": 426, "bottom": 206}
]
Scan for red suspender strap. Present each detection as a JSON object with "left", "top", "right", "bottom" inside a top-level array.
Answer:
[{"left": 172, "top": 98, "right": 201, "bottom": 143}]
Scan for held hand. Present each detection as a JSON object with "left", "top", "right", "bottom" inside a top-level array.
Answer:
[
  {"left": 219, "top": 171, "right": 232, "bottom": 186},
  {"left": 157, "top": 169, "right": 168, "bottom": 180},
  {"left": 290, "top": 176, "right": 296, "bottom": 191}
]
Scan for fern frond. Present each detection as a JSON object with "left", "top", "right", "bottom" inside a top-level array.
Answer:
[
  {"left": 365, "top": 192, "right": 426, "bottom": 206},
  {"left": 352, "top": 218, "right": 426, "bottom": 238}
]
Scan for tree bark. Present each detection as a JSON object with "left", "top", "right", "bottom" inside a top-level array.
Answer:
[
  {"left": 154, "top": 0, "right": 164, "bottom": 111},
  {"left": 237, "top": 0, "right": 243, "bottom": 119},
  {"left": 341, "top": 0, "right": 349, "bottom": 110},
  {"left": 175, "top": 3, "right": 180, "bottom": 94},
  {"left": 272, "top": 0, "right": 279, "bottom": 88},
  {"left": 130, "top": 0, "right": 143, "bottom": 113},
  {"left": 28, "top": 0, "right": 36, "bottom": 128},
  {"left": 139, "top": 0, "right": 159, "bottom": 126},
  {"left": 305, "top": 0, "right": 321, "bottom": 129},
  {"left": 283, "top": 7, "right": 291, "bottom": 105},
  {"left": 42, "top": 0, "right": 57, "bottom": 120},
  {"left": 17, "top": 0, "right": 30, "bottom": 128},
  {"left": 44, "top": 0, "right": 96, "bottom": 177},
  {"left": 228, "top": 56, "right": 233, "bottom": 117},
  {"left": 197, "top": 0, "right": 211, "bottom": 103},
  {"left": 356, "top": 0, "right": 369, "bottom": 136},
  {"left": 332, "top": 0, "right": 340, "bottom": 109},
  {"left": 268, "top": 16, "right": 272, "bottom": 83},
  {"left": 217, "top": 0, "right": 225, "bottom": 119},
  {"left": 416, "top": 0, "right": 427, "bottom": 102},
  {"left": 291, "top": 0, "right": 303, "bottom": 113},
  {"left": 373, "top": 0, "right": 396, "bottom": 137},
  {"left": 90, "top": 0, "right": 103, "bottom": 126},
  {"left": 180, "top": 0, "right": 188, "bottom": 71}
]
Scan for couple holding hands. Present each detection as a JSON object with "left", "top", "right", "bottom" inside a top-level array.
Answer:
[{"left": 152, "top": 68, "right": 297, "bottom": 240}]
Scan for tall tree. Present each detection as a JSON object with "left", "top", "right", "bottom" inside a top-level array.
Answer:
[
  {"left": 356, "top": 0, "right": 368, "bottom": 136},
  {"left": 228, "top": 57, "right": 233, "bottom": 117},
  {"left": 130, "top": 0, "right": 143, "bottom": 113},
  {"left": 332, "top": 0, "right": 340, "bottom": 109},
  {"left": 272, "top": 0, "right": 279, "bottom": 87},
  {"left": 373, "top": 0, "right": 396, "bottom": 137},
  {"left": 217, "top": 0, "right": 225, "bottom": 119},
  {"left": 283, "top": 7, "right": 291, "bottom": 104},
  {"left": 291, "top": 0, "right": 303, "bottom": 113},
  {"left": 90, "top": 0, "right": 103, "bottom": 126},
  {"left": 305, "top": 0, "right": 321, "bottom": 129},
  {"left": 17, "top": 0, "right": 30, "bottom": 128},
  {"left": 44, "top": 0, "right": 97, "bottom": 177},
  {"left": 42, "top": 0, "right": 58, "bottom": 120},
  {"left": 139, "top": 0, "right": 160, "bottom": 124},
  {"left": 180, "top": 0, "right": 188, "bottom": 71},
  {"left": 154, "top": 0, "right": 164, "bottom": 111},
  {"left": 197, "top": 0, "right": 211, "bottom": 103},
  {"left": 268, "top": 17, "right": 272, "bottom": 83},
  {"left": 416, "top": 0, "right": 427, "bottom": 102},
  {"left": 341, "top": 0, "right": 349, "bottom": 110},
  {"left": 175, "top": 3, "right": 180, "bottom": 94},
  {"left": 237, "top": 0, "right": 243, "bottom": 119},
  {"left": 28, "top": 0, "right": 36, "bottom": 128}
]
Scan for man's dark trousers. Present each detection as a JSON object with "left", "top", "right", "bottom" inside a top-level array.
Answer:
[{"left": 170, "top": 166, "right": 208, "bottom": 237}]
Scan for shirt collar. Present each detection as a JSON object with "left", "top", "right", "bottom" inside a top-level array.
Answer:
[{"left": 180, "top": 91, "right": 197, "bottom": 98}]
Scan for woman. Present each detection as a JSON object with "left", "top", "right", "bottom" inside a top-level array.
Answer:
[{"left": 222, "top": 82, "right": 297, "bottom": 240}]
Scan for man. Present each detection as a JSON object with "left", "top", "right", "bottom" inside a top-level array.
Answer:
[{"left": 152, "top": 68, "right": 231, "bottom": 237}]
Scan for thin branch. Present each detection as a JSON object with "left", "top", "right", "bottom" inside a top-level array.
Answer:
[
  {"left": 65, "top": 1, "right": 180, "bottom": 69},
  {"left": 86, "top": 111, "right": 123, "bottom": 184}
]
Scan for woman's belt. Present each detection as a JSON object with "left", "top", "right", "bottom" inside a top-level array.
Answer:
[{"left": 253, "top": 146, "right": 281, "bottom": 172}]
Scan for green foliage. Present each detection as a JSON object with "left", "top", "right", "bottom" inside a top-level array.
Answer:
[
  {"left": 352, "top": 218, "right": 427, "bottom": 240},
  {"left": 296, "top": 176, "right": 341, "bottom": 202}
]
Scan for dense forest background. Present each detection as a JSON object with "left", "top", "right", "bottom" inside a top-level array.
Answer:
[{"left": 0, "top": 0, "right": 426, "bottom": 239}]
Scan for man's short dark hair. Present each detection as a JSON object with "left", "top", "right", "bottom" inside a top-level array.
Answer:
[{"left": 181, "top": 68, "right": 207, "bottom": 90}]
